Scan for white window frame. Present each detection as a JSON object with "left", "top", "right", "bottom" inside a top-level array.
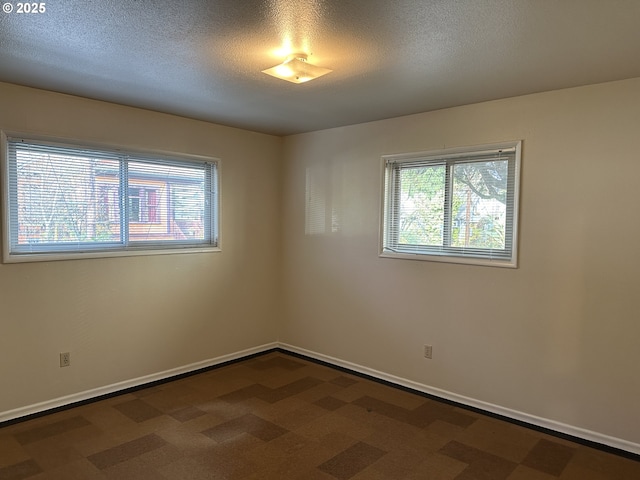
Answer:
[
  {"left": 380, "top": 141, "right": 521, "bottom": 268},
  {"left": 1, "top": 132, "right": 221, "bottom": 263}
]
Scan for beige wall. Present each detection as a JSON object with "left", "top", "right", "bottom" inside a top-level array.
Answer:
[
  {"left": 0, "top": 82, "right": 282, "bottom": 414},
  {"left": 280, "top": 78, "right": 640, "bottom": 446}
]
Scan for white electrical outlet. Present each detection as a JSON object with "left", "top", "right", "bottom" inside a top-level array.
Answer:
[
  {"left": 423, "top": 345, "right": 433, "bottom": 359},
  {"left": 60, "top": 352, "right": 70, "bottom": 367}
]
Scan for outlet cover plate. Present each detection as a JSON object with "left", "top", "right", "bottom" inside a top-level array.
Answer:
[
  {"left": 424, "top": 345, "right": 433, "bottom": 359},
  {"left": 60, "top": 352, "right": 70, "bottom": 367}
]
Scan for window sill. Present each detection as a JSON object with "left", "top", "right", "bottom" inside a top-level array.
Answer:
[
  {"left": 379, "top": 250, "right": 517, "bottom": 268},
  {"left": 3, "top": 246, "right": 221, "bottom": 264}
]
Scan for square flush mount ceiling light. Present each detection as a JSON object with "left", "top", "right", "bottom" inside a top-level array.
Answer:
[{"left": 262, "top": 53, "right": 332, "bottom": 84}]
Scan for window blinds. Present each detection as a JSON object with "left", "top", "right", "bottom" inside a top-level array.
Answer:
[{"left": 6, "top": 137, "right": 218, "bottom": 257}]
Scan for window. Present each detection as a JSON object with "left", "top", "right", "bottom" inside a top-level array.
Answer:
[
  {"left": 127, "top": 187, "right": 159, "bottom": 224},
  {"left": 2, "top": 134, "right": 219, "bottom": 262},
  {"left": 381, "top": 142, "right": 521, "bottom": 267}
]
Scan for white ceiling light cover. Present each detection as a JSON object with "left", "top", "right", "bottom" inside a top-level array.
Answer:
[{"left": 262, "top": 53, "right": 332, "bottom": 84}]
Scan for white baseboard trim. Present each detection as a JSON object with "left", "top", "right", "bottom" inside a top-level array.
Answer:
[
  {"left": 2, "top": 341, "right": 638, "bottom": 456},
  {"left": 279, "top": 343, "right": 640, "bottom": 456},
  {"left": 0, "top": 342, "right": 278, "bottom": 424}
]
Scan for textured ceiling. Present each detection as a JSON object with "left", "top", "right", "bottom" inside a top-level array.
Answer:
[{"left": 1, "top": 0, "right": 639, "bottom": 136}]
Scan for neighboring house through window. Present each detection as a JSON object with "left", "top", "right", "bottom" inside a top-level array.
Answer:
[{"left": 2, "top": 134, "right": 219, "bottom": 262}]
